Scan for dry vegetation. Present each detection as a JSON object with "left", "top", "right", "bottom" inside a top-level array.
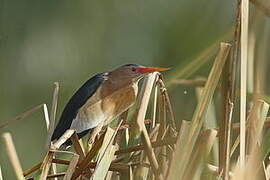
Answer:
[{"left": 1, "top": 0, "right": 270, "bottom": 180}]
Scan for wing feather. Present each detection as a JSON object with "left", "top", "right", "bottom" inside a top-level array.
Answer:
[{"left": 51, "top": 73, "right": 106, "bottom": 141}]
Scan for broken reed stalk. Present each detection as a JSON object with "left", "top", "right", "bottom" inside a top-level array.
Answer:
[
  {"left": 91, "top": 124, "right": 123, "bottom": 180},
  {"left": 167, "top": 43, "right": 231, "bottom": 180},
  {"left": 224, "top": 102, "right": 234, "bottom": 180},
  {"left": 158, "top": 78, "right": 176, "bottom": 130},
  {"left": 63, "top": 154, "right": 79, "bottom": 180},
  {"left": 151, "top": 78, "right": 159, "bottom": 129},
  {"left": 247, "top": 100, "right": 269, "bottom": 152},
  {"left": 182, "top": 129, "right": 218, "bottom": 180},
  {"left": 2, "top": 133, "right": 25, "bottom": 180},
  {"left": 43, "top": 104, "right": 50, "bottom": 130},
  {"left": 219, "top": 4, "right": 240, "bottom": 175},
  {"left": 166, "top": 120, "right": 191, "bottom": 178},
  {"left": 246, "top": 101, "right": 269, "bottom": 180},
  {"left": 44, "top": 83, "right": 59, "bottom": 180},
  {"left": 132, "top": 72, "right": 163, "bottom": 180},
  {"left": 52, "top": 129, "right": 75, "bottom": 149},
  {"left": 70, "top": 133, "right": 86, "bottom": 162},
  {"left": 92, "top": 127, "right": 118, "bottom": 180},
  {"left": 232, "top": 101, "right": 269, "bottom": 180},
  {"left": 40, "top": 152, "right": 54, "bottom": 180},
  {"left": 240, "top": 0, "right": 249, "bottom": 168},
  {"left": 71, "top": 132, "right": 106, "bottom": 179},
  {"left": 40, "top": 129, "right": 75, "bottom": 180},
  {"left": 46, "top": 82, "right": 59, "bottom": 149}
]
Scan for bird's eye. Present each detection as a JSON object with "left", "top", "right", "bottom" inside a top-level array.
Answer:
[{"left": 132, "top": 67, "right": 136, "bottom": 72}]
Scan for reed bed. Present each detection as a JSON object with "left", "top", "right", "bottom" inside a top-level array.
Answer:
[{"left": 1, "top": 0, "right": 270, "bottom": 179}]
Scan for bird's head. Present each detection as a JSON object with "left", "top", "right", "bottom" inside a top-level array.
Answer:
[{"left": 110, "top": 64, "right": 169, "bottom": 83}]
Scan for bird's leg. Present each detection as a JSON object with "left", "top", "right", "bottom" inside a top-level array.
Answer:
[{"left": 87, "top": 121, "right": 104, "bottom": 150}]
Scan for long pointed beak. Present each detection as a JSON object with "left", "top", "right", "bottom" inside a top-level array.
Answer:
[{"left": 137, "top": 67, "right": 170, "bottom": 74}]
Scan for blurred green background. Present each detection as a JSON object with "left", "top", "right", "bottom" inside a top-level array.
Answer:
[{"left": 0, "top": 0, "right": 235, "bottom": 179}]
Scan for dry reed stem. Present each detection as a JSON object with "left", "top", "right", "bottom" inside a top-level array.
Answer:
[
  {"left": 155, "top": 86, "right": 166, "bottom": 172},
  {"left": 40, "top": 152, "right": 54, "bottom": 180},
  {"left": 219, "top": 25, "right": 236, "bottom": 178},
  {"left": 24, "top": 159, "right": 130, "bottom": 178},
  {"left": 43, "top": 104, "right": 50, "bottom": 130},
  {"left": 151, "top": 77, "right": 159, "bottom": 129},
  {"left": 24, "top": 163, "right": 42, "bottom": 176},
  {"left": 46, "top": 82, "right": 59, "bottom": 149},
  {"left": 232, "top": 101, "right": 269, "bottom": 179},
  {"left": 224, "top": 102, "right": 234, "bottom": 180},
  {"left": 71, "top": 133, "right": 85, "bottom": 162},
  {"left": 135, "top": 125, "right": 159, "bottom": 179},
  {"left": 167, "top": 43, "right": 231, "bottom": 180},
  {"left": 92, "top": 145, "right": 117, "bottom": 180},
  {"left": 2, "top": 133, "right": 25, "bottom": 180},
  {"left": 46, "top": 83, "right": 59, "bottom": 180},
  {"left": 71, "top": 132, "right": 105, "bottom": 179},
  {"left": 0, "top": 104, "right": 44, "bottom": 129},
  {"left": 166, "top": 120, "right": 191, "bottom": 179},
  {"left": 240, "top": 0, "right": 249, "bottom": 168},
  {"left": 247, "top": 100, "right": 269, "bottom": 152},
  {"left": 63, "top": 154, "right": 79, "bottom": 180},
  {"left": 182, "top": 129, "right": 218, "bottom": 180},
  {"left": 230, "top": 100, "right": 269, "bottom": 157},
  {"left": 158, "top": 78, "right": 176, "bottom": 130},
  {"left": 52, "top": 129, "right": 75, "bottom": 149},
  {"left": 132, "top": 72, "right": 163, "bottom": 180},
  {"left": 114, "top": 111, "right": 129, "bottom": 145},
  {"left": 95, "top": 122, "right": 122, "bottom": 166}
]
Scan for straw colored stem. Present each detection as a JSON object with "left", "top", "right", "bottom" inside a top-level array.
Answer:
[
  {"left": 167, "top": 43, "right": 231, "bottom": 180},
  {"left": 132, "top": 72, "right": 163, "bottom": 180},
  {"left": 63, "top": 154, "right": 79, "bottom": 180},
  {"left": 240, "top": 0, "right": 249, "bottom": 168},
  {"left": 47, "top": 173, "right": 66, "bottom": 179},
  {"left": 71, "top": 133, "right": 105, "bottom": 179},
  {"left": 158, "top": 78, "right": 176, "bottom": 130},
  {"left": 40, "top": 151, "right": 54, "bottom": 180},
  {"left": 71, "top": 133, "right": 85, "bottom": 162},
  {"left": 2, "top": 133, "right": 25, "bottom": 180},
  {"left": 46, "top": 82, "right": 59, "bottom": 149},
  {"left": 166, "top": 120, "right": 191, "bottom": 179},
  {"left": 182, "top": 129, "right": 218, "bottom": 180},
  {"left": 52, "top": 129, "right": 75, "bottom": 149},
  {"left": 224, "top": 102, "right": 234, "bottom": 180}
]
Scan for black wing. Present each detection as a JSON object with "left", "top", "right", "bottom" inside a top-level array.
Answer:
[{"left": 51, "top": 73, "right": 106, "bottom": 141}]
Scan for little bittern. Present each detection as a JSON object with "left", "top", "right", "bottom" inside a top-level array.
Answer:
[{"left": 51, "top": 64, "right": 168, "bottom": 146}]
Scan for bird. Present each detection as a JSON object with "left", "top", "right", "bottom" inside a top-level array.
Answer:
[{"left": 51, "top": 64, "right": 168, "bottom": 146}]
